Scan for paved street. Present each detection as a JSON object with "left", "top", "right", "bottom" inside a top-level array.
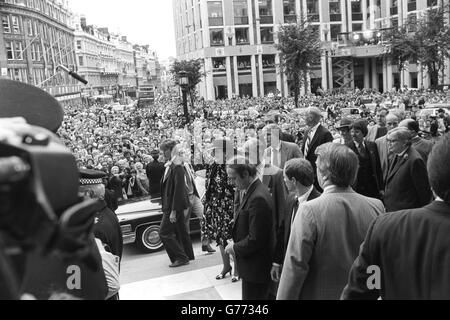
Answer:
[{"left": 120, "top": 235, "right": 242, "bottom": 300}]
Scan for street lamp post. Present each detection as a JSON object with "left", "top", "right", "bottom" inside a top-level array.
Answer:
[{"left": 178, "top": 70, "right": 190, "bottom": 124}]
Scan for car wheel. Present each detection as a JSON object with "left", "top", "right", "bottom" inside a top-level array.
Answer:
[{"left": 136, "top": 225, "right": 164, "bottom": 253}]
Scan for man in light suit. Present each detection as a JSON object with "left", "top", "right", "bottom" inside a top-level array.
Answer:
[
  {"left": 263, "top": 124, "right": 303, "bottom": 170},
  {"left": 367, "top": 109, "right": 388, "bottom": 142},
  {"left": 375, "top": 113, "right": 399, "bottom": 186},
  {"left": 301, "top": 107, "right": 334, "bottom": 191},
  {"left": 277, "top": 143, "right": 385, "bottom": 300},
  {"left": 399, "top": 119, "right": 434, "bottom": 164},
  {"left": 226, "top": 157, "right": 274, "bottom": 300},
  {"left": 342, "top": 134, "right": 450, "bottom": 300},
  {"left": 384, "top": 127, "right": 433, "bottom": 212}
]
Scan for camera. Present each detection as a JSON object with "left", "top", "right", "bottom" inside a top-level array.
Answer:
[{"left": 0, "top": 79, "right": 107, "bottom": 300}]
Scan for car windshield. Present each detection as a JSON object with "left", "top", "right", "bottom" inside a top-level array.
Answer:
[{"left": 118, "top": 195, "right": 156, "bottom": 206}]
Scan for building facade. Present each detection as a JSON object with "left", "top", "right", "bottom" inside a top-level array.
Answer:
[
  {"left": 73, "top": 14, "right": 164, "bottom": 100},
  {"left": 173, "top": 0, "right": 450, "bottom": 100},
  {"left": 0, "top": 0, "right": 81, "bottom": 105}
]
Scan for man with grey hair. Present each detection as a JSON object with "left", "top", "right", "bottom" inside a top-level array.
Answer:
[
  {"left": 399, "top": 119, "right": 434, "bottom": 164},
  {"left": 301, "top": 107, "right": 333, "bottom": 191},
  {"left": 263, "top": 124, "right": 302, "bottom": 169},
  {"left": 384, "top": 127, "right": 433, "bottom": 212},
  {"left": 277, "top": 143, "right": 384, "bottom": 300}
]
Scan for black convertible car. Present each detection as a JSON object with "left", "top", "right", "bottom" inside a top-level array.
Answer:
[{"left": 116, "top": 196, "right": 201, "bottom": 253}]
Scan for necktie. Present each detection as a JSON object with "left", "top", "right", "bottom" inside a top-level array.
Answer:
[
  {"left": 291, "top": 199, "right": 300, "bottom": 226},
  {"left": 389, "top": 155, "right": 399, "bottom": 174},
  {"left": 358, "top": 143, "right": 367, "bottom": 158},
  {"left": 304, "top": 133, "right": 312, "bottom": 158}
]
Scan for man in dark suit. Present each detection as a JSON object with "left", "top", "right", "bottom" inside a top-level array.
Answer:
[
  {"left": 348, "top": 119, "right": 384, "bottom": 199},
  {"left": 342, "top": 134, "right": 450, "bottom": 300},
  {"left": 301, "top": 107, "right": 333, "bottom": 191},
  {"left": 384, "top": 127, "right": 433, "bottom": 212},
  {"left": 226, "top": 157, "right": 274, "bottom": 300},
  {"left": 146, "top": 149, "right": 165, "bottom": 197},
  {"left": 245, "top": 138, "right": 286, "bottom": 238},
  {"left": 159, "top": 140, "right": 193, "bottom": 268},
  {"left": 271, "top": 159, "right": 321, "bottom": 286},
  {"left": 263, "top": 124, "right": 303, "bottom": 170}
]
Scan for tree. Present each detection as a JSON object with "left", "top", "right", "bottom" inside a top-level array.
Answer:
[
  {"left": 275, "top": 19, "right": 322, "bottom": 108},
  {"left": 383, "top": 5, "right": 450, "bottom": 89},
  {"left": 170, "top": 59, "right": 205, "bottom": 109}
]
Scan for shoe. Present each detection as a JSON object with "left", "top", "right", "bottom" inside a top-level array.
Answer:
[
  {"left": 202, "top": 244, "right": 216, "bottom": 253},
  {"left": 169, "top": 260, "right": 190, "bottom": 268},
  {"left": 216, "top": 267, "right": 232, "bottom": 280},
  {"left": 231, "top": 276, "right": 240, "bottom": 283}
]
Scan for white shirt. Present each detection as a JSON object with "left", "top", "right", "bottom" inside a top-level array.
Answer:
[{"left": 308, "top": 123, "right": 321, "bottom": 142}]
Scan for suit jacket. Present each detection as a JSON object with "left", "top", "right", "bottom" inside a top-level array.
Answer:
[
  {"left": 265, "top": 141, "right": 303, "bottom": 169},
  {"left": 342, "top": 201, "right": 450, "bottom": 300},
  {"left": 277, "top": 186, "right": 385, "bottom": 300},
  {"left": 411, "top": 136, "right": 434, "bottom": 164},
  {"left": 273, "top": 188, "right": 321, "bottom": 265},
  {"left": 301, "top": 124, "right": 333, "bottom": 174},
  {"left": 384, "top": 147, "right": 433, "bottom": 212},
  {"left": 161, "top": 163, "right": 190, "bottom": 214},
  {"left": 183, "top": 162, "right": 200, "bottom": 198},
  {"left": 347, "top": 140, "right": 384, "bottom": 196},
  {"left": 146, "top": 160, "right": 165, "bottom": 195},
  {"left": 232, "top": 179, "right": 274, "bottom": 284},
  {"left": 367, "top": 125, "right": 388, "bottom": 142},
  {"left": 261, "top": 165, "right": 287, "bottom": 231},
  {"left": 375, "top": 136, "right": 391, "bottom": 185}
]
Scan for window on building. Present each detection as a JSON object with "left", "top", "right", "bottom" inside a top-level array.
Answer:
[
  {"left": 427, "top": 0, "right": 438, "bottom": 7},
  {"left": 237, "top": 56, "right": 251, "bottom": 70},
  {"left": 27, "top": 19, "right": 33, "bottom": 36},
  {"left": 79, "top": 56, "right": 84, "bottom": 66},
  {"left": 11, "top": 16, "right": 20, "bottom": 34},
  {"left": 352, "top": 23, "right": 362, "bottom": 31},
  {"left": 259, "top": 0, "right": 273, "bottom": 24},
  {"left": 284, "top": 0, "right": 296, "bottom": 23},
  {"left": 6, "top": 42, "right": 14, "bottom": 60},
  {"left": 2, "top": 16, "right": 11, "bottom": 33},
  {"left": 407, "top": 13, "right": 417, "bottom": 31},
  {"left": 351, "top": 0, "right": 363, "bottom": 20},
  {"left": 15, "top": 42, "right": 23, "bottom": 60},
  {"left": 262, "top": 55, "right": 275, "bottom": 68},
  {"left": 234, "top": 0, "right": 249, "bottom": 25},
  {"left": 260, "top": 27, "right": 273, "bottom": 43},
  {"left": 329, "top": 0, "right": 341, "bottom": 21},
  {"left": 210, "top": 29, "right": 224, "bottom": 46},
  {"left": 77, "top": 40, "right": 82, "bottom": 50},
  {"left": 330, "top": 24, "right": 341, "bottom": 41},
  {"left": 212, "top": 57, "right": 226, "bottom": 70},
  {"left": 306, "top": 0, "right": 320, "bottom": 22},
  {"left": 235, "top": 28, "right": 249, "bottom": 44},
  {"left": 208, "top": 1, "right": 223, "bottom": 26},
  {"left": 407, "top": 0, "right": 416, "bottom": 12}
]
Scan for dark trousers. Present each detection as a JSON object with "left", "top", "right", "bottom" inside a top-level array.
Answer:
[
  {"left": 179, "top": 209, "right": 195, "bottom": 260},
  {"left": 159, "top": 211, "right": 190, "bottom": 263},
  {"left": 242, "top": 280, "right": 270, "bottom": 300}
]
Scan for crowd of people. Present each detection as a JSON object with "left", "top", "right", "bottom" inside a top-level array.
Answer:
[{"left": 56, "top": 87, "right": 450, "bottom": 300}]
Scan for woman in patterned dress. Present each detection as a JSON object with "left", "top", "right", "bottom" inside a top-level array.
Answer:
[{"left": 201, "top": 138, "right": 240, "bottom": 282}]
